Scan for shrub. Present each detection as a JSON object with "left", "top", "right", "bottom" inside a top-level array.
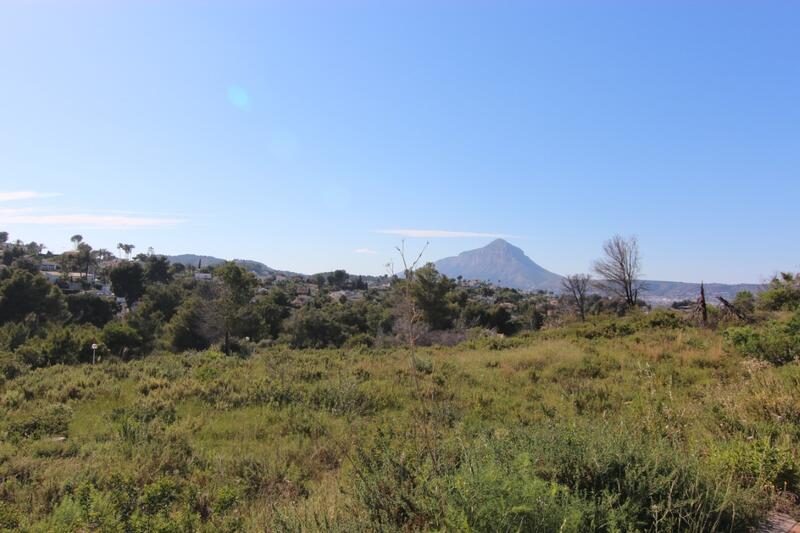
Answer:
[
  {"left": 30, "top": 438, "right": 79, "bottom": 458},
  {"left": 286, "top": 307, "right": 345, "bottom": 349},
  {"left": 141, "top": 478, "right": 181, "bottom": 515},
  {"left": 639, "top": 309, "right": 684, "bottom": 329},
  {"left": 0, "top": 501, "right": 19, "bottom": 530},
  {"left": 349, "top": 426, "right": 444, "bottom": 529},
  {"left": 342, "top": 332, "right": 374, "bottom": 348},
  {"left": 733, "top": 291, "right": 756, "bottom": 317},
  {"left": 0, "top": 350, "right": 27, "bottom": 381},
  {"left": 709, "top": 438, "right": 799, "bottom": 493},
  {"left": 0, "top": 322, "right": 31, "bottom": 351},
  {"left": 445, "top": 450, "right": 587, "bottom": 532},
  {"left": 726, "top": 313, "right": 800, "bottom": 365},
  {"left": 33, "top": 484, "right": 122, "bottom": 533},
  {"left": 508, "top": 423, "right": 768, "bottom": 531},
  {"left": 15, "top": 324, "right": 100, "bottom": 367},
  {"left": 102, "top": 321, "right": 144, "bottom": 358},
  {"left": 758, "top": 273, "right": 800, "bottom": 311},
  {"left": 5, "top": 403, "right": 73, "bottom": 440},
  {"left": 575, "top": 319, "right": 635, "bottom": 339}
]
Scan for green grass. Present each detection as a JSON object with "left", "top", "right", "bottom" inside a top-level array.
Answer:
[{"left": 0, "top": 322, "right": 798, "bottom": 531}]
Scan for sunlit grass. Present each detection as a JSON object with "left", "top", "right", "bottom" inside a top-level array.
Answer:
[{"left": 0, "top": 323, "right": 798, "bottom": 531}]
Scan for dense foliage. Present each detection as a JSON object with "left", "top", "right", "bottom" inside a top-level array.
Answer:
[{"left": 0, "top": 323, "right": 798, "bottom": 531}]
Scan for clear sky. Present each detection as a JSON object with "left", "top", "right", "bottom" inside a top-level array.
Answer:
[{"left": 1, "top": 0, "right": 798, "bottom": 283}]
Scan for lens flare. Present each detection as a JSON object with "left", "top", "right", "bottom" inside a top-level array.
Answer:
[{"left": 227, "top": 85, "right": 250, "bottom": 110}]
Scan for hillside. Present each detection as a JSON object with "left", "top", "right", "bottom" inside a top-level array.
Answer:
[
  {"left": 641, "top": 280, "right": 766, "bottom": 304},
  {"left": 166, "top": 254, "right": 296, "bottom": 278},
  {"left": 435, "top": 239, "right": 563, "bottom": 292}
]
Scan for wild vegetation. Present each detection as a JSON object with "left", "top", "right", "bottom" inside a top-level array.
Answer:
[{"left": 0, "top": 231, "right": 798, "bottom": 531}]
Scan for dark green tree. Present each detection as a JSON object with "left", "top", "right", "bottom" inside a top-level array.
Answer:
[
  {"left": 327, "top": 269, "right": 348, "bottom": 289},
  {"left": 286, "top": 306, "right": 345, "bottom": 348},
  {"left": 732, "top": 291, "right": 756, "bottom": 317},
  {"left": 138, "top": 283, "right": 184, "bottom": 322},
  {"left": 143, "top": 255, "right": 172, "bottom": 284},
  {"left": 109, "top": 262, "right": 145, "bottom": 305},
  {"left": 252, "top": 289, "right": 291, "bottom": 339},
  {"left": 166, "top": 298, "right": 211, "bottom": 352},
  {"left": 76, "top": 242, "right": 95, "bottom": 278},
  {"left": 66, "top": 293, "right": 118, "bottom": 327},
  {"left": 101, "top": 321, "right": 144, "bottom": 358},
  {"left": 410, "top": 264, "right": 456, "bottom": 330},
  {"left": 0, "top": 269, "right": 65, "bottom": 324},
  {"left": 214, "top": 262, "right": 257, "bottom": 355}
]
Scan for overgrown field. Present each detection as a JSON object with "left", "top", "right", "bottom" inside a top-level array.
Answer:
[{"left": 1, "top": 318, "right": 799, "bottom": 531}]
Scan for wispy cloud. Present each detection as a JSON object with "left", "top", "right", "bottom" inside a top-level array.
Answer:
[
  {"left": 376, "top": 229, "right": 509, "bottom": 239},
  {"left": 0, "top": 191, "right": 61, "bottom": 202},
  {"left": 355, "top": 248, "right": 378, "bottom": 255},
  {"left": 0, "top": 210, "right": 184, "bottom": 228}
]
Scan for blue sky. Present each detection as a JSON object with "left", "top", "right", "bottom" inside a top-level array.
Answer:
[{"left": 1, "top": 0, "right": 798, "bottom": 283}]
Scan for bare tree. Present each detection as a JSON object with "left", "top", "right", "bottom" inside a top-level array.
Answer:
[
  {"left": 387, "top": 240, "right": 429, "bottom": 349},
  {"left": 561, "top": 273, "right": 591, "bottom": 321},
  {"left": 592, "top": 234, "right": 643, "bottom": 306}
]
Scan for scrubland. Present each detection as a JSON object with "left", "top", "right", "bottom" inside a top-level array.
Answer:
[{"left": 1, "top": 312, "right": 798, "bottom": 532}]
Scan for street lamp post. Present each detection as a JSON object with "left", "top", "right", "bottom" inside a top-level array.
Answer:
[{"left": 91, "top": 343, "right": 98, "bottom": 365}]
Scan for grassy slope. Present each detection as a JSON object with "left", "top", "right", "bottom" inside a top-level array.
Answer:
[{"left": 1, "top": 322, "right": 799, "bottom": 531}]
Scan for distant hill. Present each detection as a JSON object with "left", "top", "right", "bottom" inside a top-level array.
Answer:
[
  {"left": 434, "top": 239, "right": 765, "bottom": 302},
  {"left": 166, "top": 254, "right": 297, "bottom": 278},
  {"left": 435, "top": 239, "right": 563, "bottom": 292},
  {"left": 640, "top": 280, "right": 765, "bottom": 305}
]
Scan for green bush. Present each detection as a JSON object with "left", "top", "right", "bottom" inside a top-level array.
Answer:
[
  {"left": 446, "top": 450, "right": 587, "bottom": 532},
  {"left": 0, "top": 322, "right": 31, "bottom": 351},
  {"left": 726, "top": 312, "right": 800, "bottom": 365},
  {"left": 15, "top": 324, "right": 100, "bottom": 367},
  {"left": 758, "top": 272, "right": 800, "bottom": 311},
  {"left": 709, "top": 438, "right": 799, "bottom": 493},
  {"left": 639, "top": 309, "right": 684, "bottom": 329},
  {"left": 102, "top": 321, "right": 144, "bottom": 358},
  {"left": 5, "top": 403, "right": 73, "bottom": 440},
  {"left": 0, "top": 501, "right": 20, "bottom": 530},
  {"left": 286, "top": 307, "right": 345, "bottom": 349},
  {"left": 0, "top": 350, "right": 27, "bottom": 381},
  {"left": 349, "top": 426, "right": 445, "bottom": 529},
  {"left": 33, "top": 483, "right": 122, "bottom": 533},
  {"left": 141, "top": 478, "right": 181, "bottom": 515}
]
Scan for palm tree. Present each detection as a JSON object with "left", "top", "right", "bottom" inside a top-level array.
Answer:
[
  {"left": 94, "top": 248, "right": 113, "bottom": 262},
  {"left": 117, "top": 243, "right": 135, "bottom": 260},
  {"left": 76, "top": 243, "right": 95, "bottom": 279},
  {"left": 70, "top": 234, "right": 83, "bottom": 249}
]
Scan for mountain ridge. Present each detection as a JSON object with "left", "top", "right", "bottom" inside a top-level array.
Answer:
[
  {"left": 434, "top": 239, "right": 765, "bottom": 302},
  {"left": 435, "top": 239, "right": 563, "bottom": 292},
  {"left": 166, "top": 254, "right": 298, "bottom": 278}
]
